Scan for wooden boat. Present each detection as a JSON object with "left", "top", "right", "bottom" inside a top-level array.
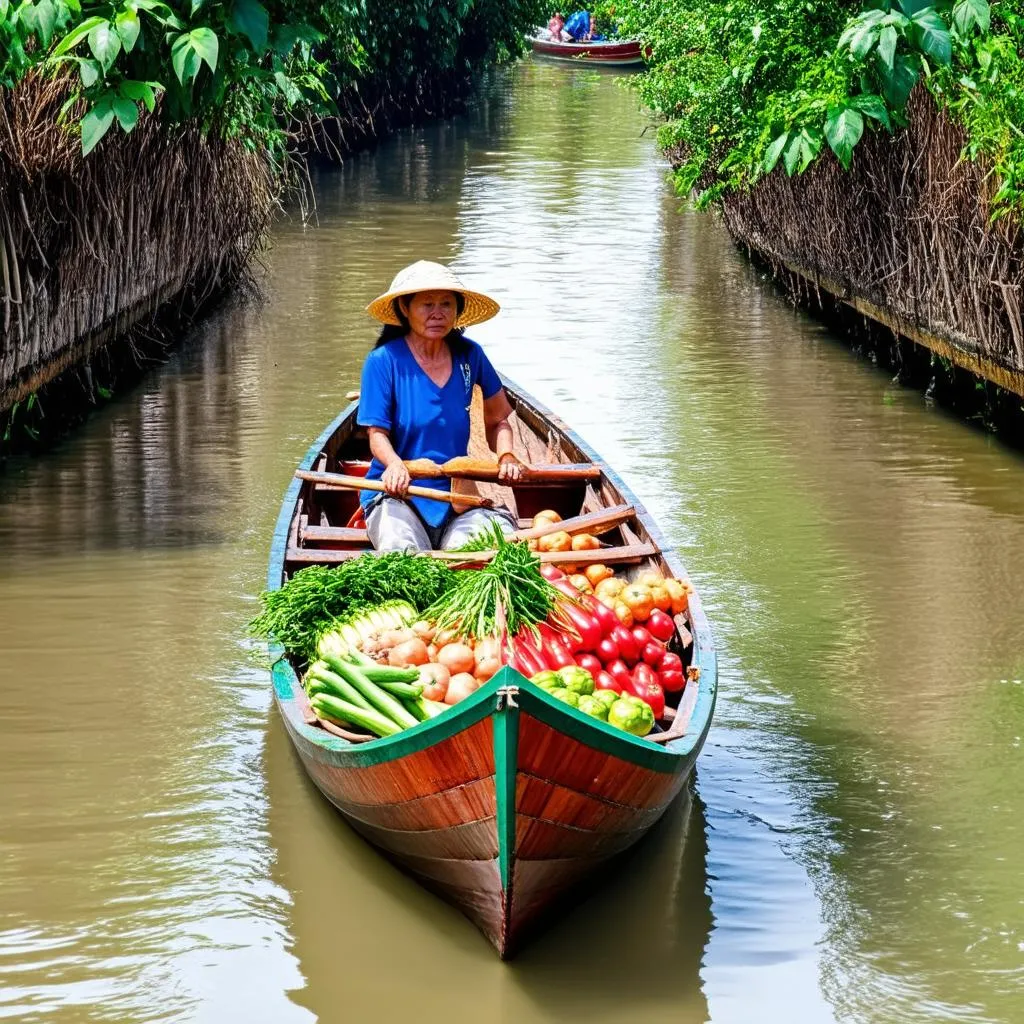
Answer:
[
  {"left": 529, "top": 34, "right": 647, "bottom": 66},
  {"left": 266, "top": 379, "right": 718, "bottom": 958}
]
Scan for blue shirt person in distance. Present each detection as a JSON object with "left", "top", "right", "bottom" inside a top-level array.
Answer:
[{"left": 357, "top": 261, "right": 524, "bottom": 551}]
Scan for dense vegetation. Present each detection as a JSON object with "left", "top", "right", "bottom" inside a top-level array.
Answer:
[
  {"left": 0, "top": 0, "right": 543, "bottom": 158},
  {"left": 614, "top": 0, "right": 1024, "bottom": 217}
]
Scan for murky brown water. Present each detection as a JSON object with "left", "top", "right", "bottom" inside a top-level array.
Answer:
[{"left": 2, "top": 61, "right": 1023, "bottom": 1024}]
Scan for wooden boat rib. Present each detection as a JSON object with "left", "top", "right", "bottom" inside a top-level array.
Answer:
[
  {"left": 267, "top": 378, "right": 717, "bottom": 957},
  {"left": 529, "top": 34, "right": 647, "bottom": 66}
]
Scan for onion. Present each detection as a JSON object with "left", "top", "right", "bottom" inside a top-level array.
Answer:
[
  {"left": 380, "top": 628, "right": 413, "bottom": 648},
  {"left": 445, "top": 673, "right": 480, "bottom": 705},
  {"left": 388, "top": 638, "right": 429, "bottom": 666},
  {"left": 475, "top": 655, "right": 501, "bottom": 682},
  {"left": 418, "top": 663, "right": 450, "bottom": 702},
  {"left": 437, "top": 643, "right": 475, "bottom": 675},
  {"left": 475, "top": 637, "right": 500, "bottom": 664},
  {"left": 411, "top": 620, "right": 436, "bottom": 642}
]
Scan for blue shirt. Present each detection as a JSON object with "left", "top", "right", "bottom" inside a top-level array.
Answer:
[{"left": 356, "top": 336, "right": 503, "bottom": 528}]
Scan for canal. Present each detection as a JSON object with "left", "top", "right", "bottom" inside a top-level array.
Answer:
[{"left": 1, "top": 61, "right": 1023, "bottom": 1024}]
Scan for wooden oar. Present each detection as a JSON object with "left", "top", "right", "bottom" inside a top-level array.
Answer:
[
  {"left": 402, "top": 456, "right": 601, "bottom": 483},
  {"left": 295, "top": 470, "right": 494, "bottom": 509}
]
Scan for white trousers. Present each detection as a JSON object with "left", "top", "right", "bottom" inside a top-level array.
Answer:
[{"left": 366, "top": 498, "right": 517, "bottom": 552}]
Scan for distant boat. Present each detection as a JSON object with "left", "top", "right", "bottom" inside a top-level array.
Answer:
[{"left": 529, "top": 33, "right": 647, "bottom": 67}]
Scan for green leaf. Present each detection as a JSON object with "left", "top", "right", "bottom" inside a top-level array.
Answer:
[
  {"left": 170, "top": 32, "right": 200, "bottom": 85},
  {"left": 273, "top": 69, "right": 302, "bottom": 106},
  {"left": 120, "top": 78, "right": 155, "bottom": 111},
  {"left": 188, "top": 26, "right": 218, "bottom": 72},
  {"left": 762, "top": 132, "right": 789, "bottom": 173},
  {"left": 112, "top": 95, "right": 138, "bottom": 131},
  {"left": 824, "top": 105, "right": 864, "bottom": 169},
  {"left": 782, "top": 132, "right": 803, "bottom": 175},
  {"left": 87, "top": 21, "right": 121, "bottom": 71},
  {"left": 952, "top": 0, "right": 990, "bottom": 36},
  {"left": 851, "top": 93, "right": 891, "bottom": 129},
  {"left": 797, "top": 128, "right": 823, "bottom": 173},
  {"left": 80, "top": 102, "right": 114, "bottom": 155},
  {"left": 881, "top": 51, "right": 921, "bottom": 107},
  {"left": 910, "top": 8, "right": 952, "bottom": 64},
  {"left": 35, "top": 0, "right": 56, "bottom": 46},
  {"left": 79, "top": 56, "right": 100, "bottom": 86},
  {"left": 114, "top": 8, "right": 139, "bottom": 50},
  {"left": 877, "top": 24, "right": 897, "bottom": 69},
  {"left": 230, "top": 0, "right": 268, "bottom": 51},
  {"left": 49, "top": 12, "right": 103, "bottom": 55}
]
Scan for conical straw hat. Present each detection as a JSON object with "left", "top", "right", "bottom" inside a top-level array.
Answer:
[{"left": 366, "top": 261, "right": 500, "bottom": 327}]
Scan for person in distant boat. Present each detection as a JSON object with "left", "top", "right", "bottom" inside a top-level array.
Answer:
[
  {"left": 358, "top": 261, "right": 525, "bottom": 552},
  {"left": 584, "top": 14, "right": 604, "bottom": 40},
  {"left": 545, "top": 12, "right": 570, "bottom": 41}
]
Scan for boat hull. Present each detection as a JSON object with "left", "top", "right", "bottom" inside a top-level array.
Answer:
[
  {"left": 267, "top": 378, "right": 717, "bottom": 956},
  {"left": 530, "top": 36, "right": 646, "bottom": 66}
]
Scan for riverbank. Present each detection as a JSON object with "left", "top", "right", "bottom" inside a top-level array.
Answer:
[
  {"left": 0, "top": 68, "right": 477, "bottom": 455},
  {"left": 0, "top": 0, "right": 543, "bottom": 455}
]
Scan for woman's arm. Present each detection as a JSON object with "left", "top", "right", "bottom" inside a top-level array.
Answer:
[
  {"left": 483, "top": 390, "right": 524, "bottom": 482},
  {"left": 368, "top": 427, "right": 411, "bottom": 496}
]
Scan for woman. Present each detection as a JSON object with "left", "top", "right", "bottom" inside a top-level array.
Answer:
[{"left": 358, "top": 261, "right": 524, "bottom": 552}]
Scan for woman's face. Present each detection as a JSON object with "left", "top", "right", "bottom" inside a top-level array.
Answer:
[{"left": 401, "top": 290, "right": 458, "bottom": 341}]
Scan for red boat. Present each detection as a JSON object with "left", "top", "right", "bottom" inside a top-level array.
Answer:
[{"left": 529, "top": 33, "right": 646, "bottom": 66}]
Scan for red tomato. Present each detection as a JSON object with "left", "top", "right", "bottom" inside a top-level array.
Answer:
[
  {"left": 596, "top": 637, "right": 619, "bottom": 664},
  {"left": 577, "top": 653, "right": 603, "bottom": 678},
  {"left": 611, "top": 624, "right": 639, "bottom": 664},
  {"left": 646, "top": 609, "right": 675, "bottom": 642},
  {"left": 658, "top": 651, "right": 683, "bottom": 675},
  {"left": 631, "top": 626, "right": 654, "bottom": 649},
  {"left": 595, "top": 670, "right": 622, "bottom": 694},
  {"left": 660, "top": 669, "right": 685, "bottom": 693},
  {"left": 584, "top": 594, "right": 621, "bottom": 636},
  {"left": 628, "top": 663, "right": 665, "bottom": 718},
  {"left": 540, "top": 565, "right": 566, "bottom": 582},
  {"left": 641, "top": 641, "right": 665, "bottom": 666},
  {"left": 606, "top": 659, "right": 631, "bottom": 686}
]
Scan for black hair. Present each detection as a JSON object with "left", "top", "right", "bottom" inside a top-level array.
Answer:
[{"left": 374, "top": 293, "right": 466, "bottom": 348}]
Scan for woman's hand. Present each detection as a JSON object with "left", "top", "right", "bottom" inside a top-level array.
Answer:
[
  {"left": 382, "top": 460, "right": 412, "bottom": 497},
  {"left": 497, "top": 452, "right": 525, "bottom": 484}
]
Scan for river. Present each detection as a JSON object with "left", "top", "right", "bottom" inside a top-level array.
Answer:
[{"left": 1, "top": 61, "right": 1023, "bottom": 1024}]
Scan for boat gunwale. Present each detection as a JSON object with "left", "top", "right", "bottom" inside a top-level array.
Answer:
[{"left": 266, "top": 380, "right": 717, "bottom": 768}]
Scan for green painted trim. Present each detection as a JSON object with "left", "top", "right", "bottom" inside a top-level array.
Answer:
[{"left": 493, "top": 681, "right": 520, "bottom": 892}]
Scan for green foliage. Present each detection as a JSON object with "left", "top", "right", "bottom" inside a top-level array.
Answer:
[
  {"left": 1, "top": 0, "right": 544, "bottom": 158},
  {"left": 616, "top": 0, "right": 1024, "bottom": 216}
]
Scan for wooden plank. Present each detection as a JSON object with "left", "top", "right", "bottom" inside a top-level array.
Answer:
[
  {"left": 511, "top": 503, "right": 635, "bottom": 541},
  {"left": 515, "top": 774, "right": 672, "bottom": 832},
  {"left": 347, "top": 815, "right": 499, "bottom": 861},
  {"left": 327, "top": 776, "right": 497, "bottom": 831},
  {"left": 403, "top": 457, "right": 602, "bottom": 483},
  {"left": 296, "top": 470, "right": 495, "bottom": 510},
  {"left": 300, "top": 525, "right": 371, "bottom": 545},
  {"left": 285, "top": 542, "right": 656, "bottom": 567},
  {"left": 515, "top": 814, "right": 651, "bottom": 859}
]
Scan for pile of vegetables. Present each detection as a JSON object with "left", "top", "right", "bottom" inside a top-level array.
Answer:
[
  {"left": 507, "top": 555, "right": 692, "bottom": 724},
  {"left": 529, "top": 665, "right": 657, "bottom": 737},
  {"left": 252, "top": 510, "right": 694, "bottom": 743},
  {"left": 250, "top": 553, "right": 455, "bottom": 660}
]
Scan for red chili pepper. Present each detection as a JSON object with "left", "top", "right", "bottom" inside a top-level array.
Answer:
[
  {"left": 577, "top": 653, "right": 603, "bottom": 678},
  {"left": 611, "top": 624, "right": 639, "bottom": 665},
  {"left": 558, "top": 602, "right": 602, "bottom": 652},
  {"left": 551, "top": 578, "right": 580, "bottom": 600},
  {"left": 536, "top": 624, "right": 576, "bottom": 670},
  {"left": 540, "top": 564, "right": 566, "bottom": 582},
  {"left": 515, "top": 630, "right": 553, "bottom": 672},
  {"left": 510, "top": 639, "right": 547, "bottom": 677},
  {"left": 583, "top": 595, "right": 620, "bottom": 636},
  {"left": 595, "top": 670, "right": 622, "bottom": 694},
  {"left": 628, "top": 663, "right": 665, "bottom": 718}
]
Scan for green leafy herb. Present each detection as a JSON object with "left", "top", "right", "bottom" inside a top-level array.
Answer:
[
  {"left": 251, "top": 552, "right": 455, "bottom": 659},
  {"left": 423, "top": 524, "right": 563, "bottom": 641}
]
